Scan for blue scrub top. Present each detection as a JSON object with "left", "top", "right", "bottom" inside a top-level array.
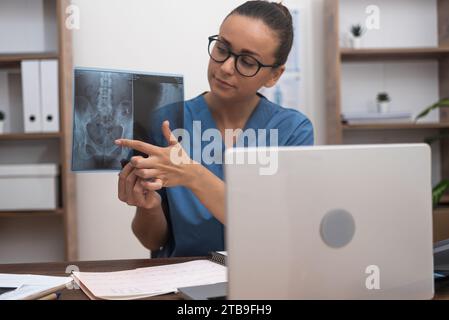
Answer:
[{"left": 148, "top": 92, "right": 314, "bottom": 257}]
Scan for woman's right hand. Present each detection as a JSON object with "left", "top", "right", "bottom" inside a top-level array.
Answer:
[{"left": 118, "top": 159, "right": 163, "bottom": 210}]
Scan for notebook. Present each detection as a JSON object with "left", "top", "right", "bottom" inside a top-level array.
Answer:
[
  {"left": 0, "top": 274, "right": 73, "bottom": 300},
  {"left": 71, "top": 260, "right": 226, "bottom": 300}
]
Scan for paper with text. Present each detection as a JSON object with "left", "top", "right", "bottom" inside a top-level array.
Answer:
[{"left": 72, "top": 260, "right": 227, "bottom": 300}]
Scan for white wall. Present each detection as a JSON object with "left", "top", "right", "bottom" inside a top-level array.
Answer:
[
  {"left": 71, "top": 0, "right": 326, "bottom": 260},
  {"left": 339, "top": 0, "right": 438, "bottom": 48}
]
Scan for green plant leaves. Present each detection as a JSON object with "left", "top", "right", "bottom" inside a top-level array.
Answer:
[
  {"left": 415, "top": 98, "right": 449, "bottom": 122},
  {"left": 433, "top": 180, "right": 449, "bottom": 208},
  {"left": 377, "top": 92, "right": 390, "bottom": 102},
  {"left": 350, "top": 24, "right": 364, "bottom": 37}
]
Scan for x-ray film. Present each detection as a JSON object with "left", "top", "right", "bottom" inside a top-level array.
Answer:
[{"left": 72, "top": 67, "right": 184, "bottom": 171}]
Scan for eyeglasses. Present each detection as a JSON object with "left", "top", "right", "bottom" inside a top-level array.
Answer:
[{"left": 207, "top": 35, "right": 279, "bottom": 77}]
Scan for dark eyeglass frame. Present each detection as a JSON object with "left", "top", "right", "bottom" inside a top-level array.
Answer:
[{"left": 208, "top": 35, "right": 280, "bottom": 77}]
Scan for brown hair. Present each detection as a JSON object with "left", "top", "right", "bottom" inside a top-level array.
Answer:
[{"left": 226, "top": 1, "right": 294, "bottom": 66}]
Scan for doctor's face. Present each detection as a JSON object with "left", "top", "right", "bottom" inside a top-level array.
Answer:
[{"left": 207, "top": 14, "right": 281, "bottom": 102}]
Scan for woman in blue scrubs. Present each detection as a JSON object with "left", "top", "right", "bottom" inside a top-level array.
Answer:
[{"left": 115, "top": 1, "right": 314, "bottom": 257}]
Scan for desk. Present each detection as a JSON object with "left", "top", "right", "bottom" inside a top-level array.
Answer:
[
  {"left": 1, "top": 257, "right": 449, "bottom": 300},
  {"left": 0, "top": 257, "right": 203, "bottom": 300}
]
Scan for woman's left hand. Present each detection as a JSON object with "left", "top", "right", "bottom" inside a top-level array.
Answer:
[{"left": 115, "top": 120, "right": 199, "bottom": 189}]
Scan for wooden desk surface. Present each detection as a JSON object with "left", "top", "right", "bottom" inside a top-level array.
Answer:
[
  {"left": 0, "top": 257, "right": 203, "bottom": 300},
  {"left": 1, "top": 257, "right": 449, "bottom": 300}
]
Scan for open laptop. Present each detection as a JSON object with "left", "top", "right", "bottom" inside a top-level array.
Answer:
[{"left": 224, "top": 144, "right": 434, "bottom": 299}]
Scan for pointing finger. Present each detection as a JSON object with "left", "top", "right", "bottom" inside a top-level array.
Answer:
[{"left": 115, "top": 139, "right": 161, "bottom": 156}]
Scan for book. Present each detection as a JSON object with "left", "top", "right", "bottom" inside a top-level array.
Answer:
[
  {"left": 71, "top": 260, "right": 226, "bottom": 300},
  {"left": 0, "top": 274, "right": 72, "bottom": 300}
]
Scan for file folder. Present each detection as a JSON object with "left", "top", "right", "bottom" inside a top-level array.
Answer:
[
  {"left": 40, "top": 60, "right": 59, "bottom": 132},
  {"left": 0, "top": 71, "right": 9, "bottom": 133},
  {"left": 21, "top": 60, "right": 42, "bottom": 132}
]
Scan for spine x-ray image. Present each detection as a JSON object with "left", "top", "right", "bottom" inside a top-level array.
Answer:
[{"left": 72, "top": 68, "right": 184, "bottom": 171}]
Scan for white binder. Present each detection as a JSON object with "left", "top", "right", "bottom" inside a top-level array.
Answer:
[
  {"left": 21, "top": 60, "right": 42, "bottom": 132},
  {"left": 40, "top": 60, "right": 59, "bottom": 132},
  {"left": 0, "top": 71, "right": 9, "bottom": 133}
]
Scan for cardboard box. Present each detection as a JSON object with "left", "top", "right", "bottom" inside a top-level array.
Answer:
[{"left": 0, "top": 164, "right": 58, "bottom": 210}]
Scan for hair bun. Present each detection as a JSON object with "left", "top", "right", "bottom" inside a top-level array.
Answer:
[
  {"left": 274, "top": 1, "right": 293, "bottom": 24},
  {"left": 226, "top": 0, "right": 295, "bottom": 66}
]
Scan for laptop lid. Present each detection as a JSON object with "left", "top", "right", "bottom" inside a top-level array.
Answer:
[{"left": 225, "top": 144, "right": 434, "bottom": 299}]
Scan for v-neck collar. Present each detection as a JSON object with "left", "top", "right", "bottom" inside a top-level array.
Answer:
[{"left": 197, "top": 92, "right": 273, "bottom": 133}]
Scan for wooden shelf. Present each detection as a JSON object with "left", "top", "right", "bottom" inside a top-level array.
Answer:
[
  {"left": 342, "top": 122, "right": 449, "bottom": 130},
  {"left": 325, "top": 0, "right": 449, "bottom": 244},
  {"left": 0, "top": 0, "right": 77, "bottom": 260},
  {"left": 441, "top": 195, "right": 449, "bottom": 205},
  {"left": 0, "top": 132, "right": 61, "bottom": 141},
  {"left": 341, "top": 47, "right": 449, "bottom": 61},
  {"left": 433, "top": 206, "right": 449, "bottom": 243},
  {"left": 0, "top": 209, "right": 63, "bottom": 219},
  {"left": 0, "top": 52, "right": 58, "bottom": 69},
  {"left": 435, "top": 206, "right": 449, "bottom": 214},
  {"left": 0, "top": 52, "right": 58, "bottom": 63}
]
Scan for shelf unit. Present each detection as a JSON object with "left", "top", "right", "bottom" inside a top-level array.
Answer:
[
  {"left": 0, "top": 209, "right": 64, "bottom": 219},
  {"left": 434, "top": 206, "right": 449, "bottom": 242},
  {"left": 0, "top": 0, "right": 77, "bottom": 261},
  {"left": 343, "top": 123, "right": 449, "bottom": 131},
  {"left": 0, "top": 132, "right": 61, "bottom": 141},
  {"left": 0, "top": 52, "right": 59, "bottom": 63},
  {"left": 325, "top": 0, "right": 449, "bottom": 242},
  {"left": 341, "top": 47, "right": 449, "bottom": 61}
]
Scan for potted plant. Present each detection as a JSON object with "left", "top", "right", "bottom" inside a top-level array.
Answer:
[
  {"left": 350, "top": 24, "right": 364, "bottom": 49},
  {"left": 0, "top": 110, "right": 4, "bottom": 134},
  {"left": 376, "top": 92, "right": 391, "bottom": 114}
]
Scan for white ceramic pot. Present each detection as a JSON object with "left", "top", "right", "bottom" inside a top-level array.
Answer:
[
  {"left": 351, "top": 37, "right": 362, "bottom": 49},
  {"left": 377, "top": 102, "right": 390, "bottom": 114},
  {"left": 0, "top": 120, "right": 4, "bottom": 134}
]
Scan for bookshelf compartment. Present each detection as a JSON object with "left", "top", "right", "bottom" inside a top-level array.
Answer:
[
  {"left": 0, "top": 0, "right": 58, "bottom": 55},
  {"left": 341, "top": 60, "right": 441, "bottom": 122},
  {"left": 0, "top": 0, "right": 76, "bottom": 263},
  {"left": 339, "top": 0, "right": 438, "bottom": 49},
  {"left": 0, "top": 216, "right": 65, "bottom": 264}
]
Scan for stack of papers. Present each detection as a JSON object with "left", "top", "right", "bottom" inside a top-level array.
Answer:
[
  {"left": 341, "top": 112, "right": 413, "bottom": 124},
  {"left": 72, "top": 260, "right": 227, "bottom": 300},
  {"left": 0, "top": 274, "right": 72, "bottom": 300}
]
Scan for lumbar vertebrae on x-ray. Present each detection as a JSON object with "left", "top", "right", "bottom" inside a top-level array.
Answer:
[{"left": 75, "top": 72, "right": 132, "bottom": 164}]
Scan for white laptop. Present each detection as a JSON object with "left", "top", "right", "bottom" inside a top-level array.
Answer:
[{"left": 224, "top": 144, "right": 434, "bottom": 299}]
